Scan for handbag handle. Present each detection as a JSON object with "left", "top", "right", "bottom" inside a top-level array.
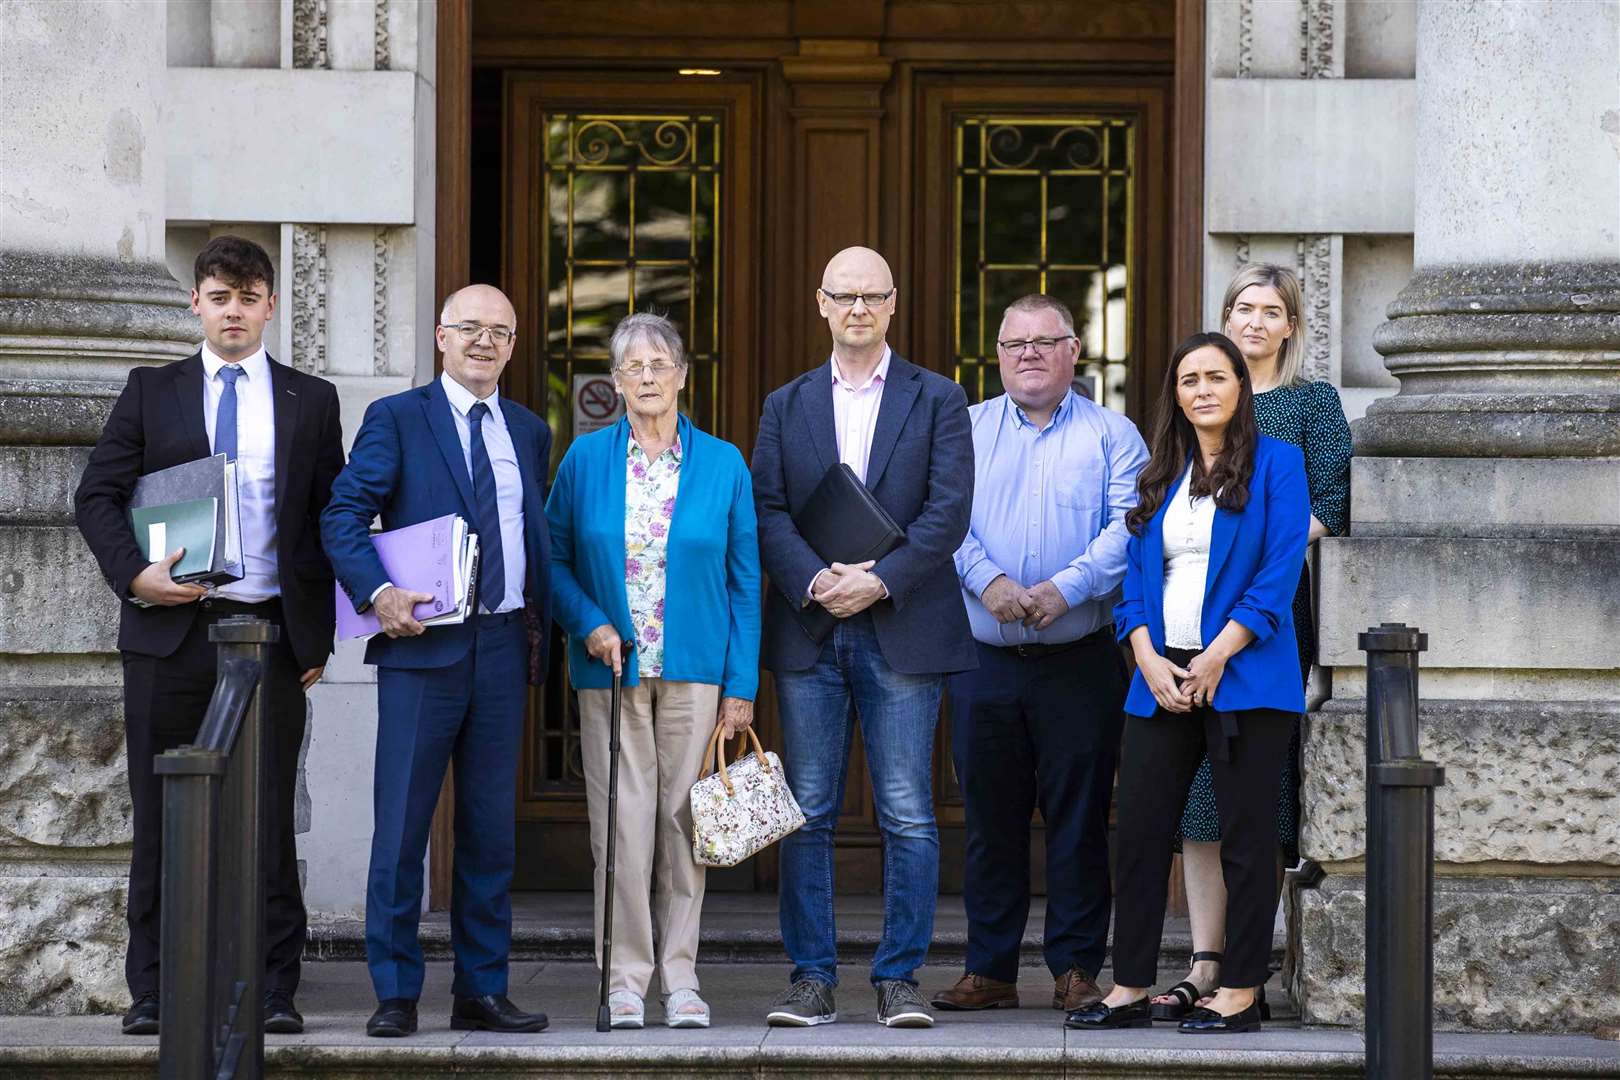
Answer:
[{"left": 700, "top": 724, "right": 773, "bottom": 798}]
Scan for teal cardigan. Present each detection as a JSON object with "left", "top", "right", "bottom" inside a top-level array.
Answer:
[{"left": 545, "top": 414, "right": 761, "bottom": 699}]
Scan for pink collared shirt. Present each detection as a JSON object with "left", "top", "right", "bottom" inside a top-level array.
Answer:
[{"left": 830, "top": 346, "right": 891, "bottom": 483}]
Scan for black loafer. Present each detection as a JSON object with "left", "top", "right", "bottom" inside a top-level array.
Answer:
[
  {"left": 264, "top": 989, "right": 304, "bottom": 1034},
  {"left": 121, "top": 992, "right": 160, "bottom": 1036},
  {"left": 366, "top": 998, "right": 418, "bottom": 1038},
  {"left": 1065, "top": 996, "right": 1152, "bottom": 1029},
  {"left": 1178, "top": 1000, "right": 1263, "bottom": 1034},
  {"left": 450, "top": 993, "right": 548, "bottom": 1033}
]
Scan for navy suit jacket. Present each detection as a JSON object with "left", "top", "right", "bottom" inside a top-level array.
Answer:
[
  {"left": 751, "top": 352, "right": 978, "bottom": 675},
  {"left": 320, "top": 378, "right": 553, "bottom": 683},
  {"left": 1114, "top": 435, "right": 1310, "bottom": 717}
]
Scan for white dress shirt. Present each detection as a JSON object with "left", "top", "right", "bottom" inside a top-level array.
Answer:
[
  {"left": 438, "top": 373, "right": 527, "bottom": 614},
  {"left": 201, "top": 344, "right": 278, "bottom": 603},
  {"left": 829, "top": 345, "right": 891, "bottom": 483},
  {"left": 1161, "top": 463, "right": 1216, "bottom": 650}
]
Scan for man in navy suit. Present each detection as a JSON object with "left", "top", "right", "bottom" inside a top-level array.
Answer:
[
  {"left": 321, "top": 284, "right": 552, "bottom": 1037},
  {"left": 751, "top": 246, "right": 976, "bottom": 1029}
]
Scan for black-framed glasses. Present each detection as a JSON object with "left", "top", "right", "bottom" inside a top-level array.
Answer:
[
  {"left": 440, "top": 322, "right": 516, "bottom": 346},
  {"left": 818, "top": 288, "right": 896, "bottom": 308},
  {"left": 996, "top": 335, "right": 1075, "bottom": 355}
]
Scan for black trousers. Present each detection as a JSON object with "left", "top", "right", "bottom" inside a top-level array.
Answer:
[
  {"left": 1111, "top": 647, "right": 1296, "bottom": 989},
  {"left": 945, "top": 629, "right": 1126, "bottom": 981},
  {"left": 121, "top": 597, "right": 308, "bottom": 997}
]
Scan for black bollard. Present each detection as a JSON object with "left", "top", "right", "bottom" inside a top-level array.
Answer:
[{"left": 1358, "top": 623, "right": 1444, "bottom": 1080}]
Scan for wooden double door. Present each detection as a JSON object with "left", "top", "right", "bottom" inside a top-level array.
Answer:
[{"left": 463, "top": 0, "right": 1183, "bottom": 893}]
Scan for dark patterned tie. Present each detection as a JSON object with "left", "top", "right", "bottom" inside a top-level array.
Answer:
[
  {"left": 214, "top": 364, "right": 241, "bottom": 460},
  {"left": 467, "top": 401, "right": 506, "bottom": 612}
]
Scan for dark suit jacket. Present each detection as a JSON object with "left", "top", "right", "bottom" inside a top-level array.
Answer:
[
  {"left": 320, "top": 378, "right": 553, "bottom": 684},
  {"left": 73, "top": 351, "right": 344, "bottom": 671},
  {"left": 751, "top": 352, "right": 978, "bottom": 675}
]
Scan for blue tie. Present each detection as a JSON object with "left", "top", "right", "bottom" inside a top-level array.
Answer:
[
  {"left": 468, "top": 401, "right": 506, "bottom": 613},
  {"left": 214, "top": 364, "right": 241, "bottom": 460}
]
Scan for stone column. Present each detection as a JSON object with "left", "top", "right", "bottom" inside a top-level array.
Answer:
[
  {"left": 1296, "top": 1, "right": 1620, "bottom": 1033},
  {"left": 0, "top": 2, "right": 198, "bottom": 1013}
]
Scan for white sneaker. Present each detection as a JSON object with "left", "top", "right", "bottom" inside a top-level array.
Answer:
[
  {"left": 607, "top": 990, "right": 644, "bottom": 1030},
  {"left": 664, "top": 988, "right": 711, "bottom": 1029}
]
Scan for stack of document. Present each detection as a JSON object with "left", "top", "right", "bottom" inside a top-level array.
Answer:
[
  {"left": 126, "top": 453, "right": 244, "bottom": 595},
  {"left": 335, "top": 514, "right": 481, "bottom": 641}
]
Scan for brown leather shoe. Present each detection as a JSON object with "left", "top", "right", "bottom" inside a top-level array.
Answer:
[
  {"left": 1053, "top": 966, "right": 1105, "bottom": 1011},
  {"left": 929, "top": 973, "right": 1019, "bottom": 1011}
]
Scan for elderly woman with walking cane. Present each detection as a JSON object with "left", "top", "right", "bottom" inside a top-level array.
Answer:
[{"left": 547, "top": 312, "right": 761, "bottom": 1029}]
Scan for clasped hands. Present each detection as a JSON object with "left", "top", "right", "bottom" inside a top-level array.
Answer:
[
  {"left": 810, "top": 560, "right": 887, "bottom": 619},
  {"left": 584, "top": 623, "right": 754, "bottom": 736},
  {"left": 980, "top": 574, "right": 1069, "bottom": 631},
  {"left": 1136, "top": 647, "right": 1229, "bottom": 714}
]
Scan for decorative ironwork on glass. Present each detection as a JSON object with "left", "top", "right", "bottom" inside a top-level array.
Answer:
[
  {"left": 538, "top": 111, "right": 723, "bottom": 460},
  {"left": 531, "top": 111, "right": 725, "bottom": 793},
  {"left": 953, "top": 116, "right": 1135, "bottom": 413}
]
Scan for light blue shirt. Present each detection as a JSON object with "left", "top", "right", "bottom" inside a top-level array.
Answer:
[
  {"left": 439, "top": 372, "right": 527, "bottom": 614},
  {"left": 201, "top": 344, "right": 278, "bottom": 603},
  {"left": 954, "top": 390, "right": 1148, "bottom": 646}
]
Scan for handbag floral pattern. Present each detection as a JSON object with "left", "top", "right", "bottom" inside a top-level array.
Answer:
[{"left": 689, "top": 730, "right": 806, "bottom": 868}]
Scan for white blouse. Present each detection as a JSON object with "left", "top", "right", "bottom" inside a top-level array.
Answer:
[{"left": 1162, "top": 464, "right": 1216, "bottom": 650}]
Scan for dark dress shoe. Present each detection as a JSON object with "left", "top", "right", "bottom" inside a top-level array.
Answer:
[
  {"left": 931, "top": 973, "right": 1019, "bottom": 1011},
  {"left": 1065, "top": 996, "right": 1153, "bottom": 1030},
  {"left": 1053, "top": 966, "right": 1105, "bottom": 1011},
  {"left": 366, "top": 998, "right": 418, "bottom": 1038},
  {"left": 450, "top": 994, "right": 548, "bottom": 1033},
  {"left": 264, "top": 989, "right": 304, "bottom": 1034},
  {"left": 1178, "top": 1000, "right": 1263, "bottom": 1034},
  {"left": 121, "top": 992, "right": 159, "bottom": 1036}
]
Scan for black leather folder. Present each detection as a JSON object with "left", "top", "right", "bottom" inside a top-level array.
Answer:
[
  {"left": 127, "top": 453, "right": 244, "bottom": 589},
  {"left": 791, "top": 464, "right": 906, "bottom": 643}
]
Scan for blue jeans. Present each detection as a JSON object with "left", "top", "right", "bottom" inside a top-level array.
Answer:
[{"left": 773, "top": 612, "right": 944, "bottom": 987}]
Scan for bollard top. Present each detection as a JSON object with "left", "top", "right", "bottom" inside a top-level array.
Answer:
[
  {"left": 209, "top": 614, "right": 282, "bottom": 644},
  {"left": 1358, "top": 622, "right": 1427, "bottom": 654}
]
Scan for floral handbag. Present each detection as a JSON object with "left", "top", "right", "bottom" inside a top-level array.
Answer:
[{"left": 689, "top": 726, "right": 805, "bottom": 868}]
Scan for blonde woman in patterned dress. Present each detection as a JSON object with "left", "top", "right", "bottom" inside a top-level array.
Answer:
[{"left": 546, "top": 313, "right": 761, "bottom": 1029}]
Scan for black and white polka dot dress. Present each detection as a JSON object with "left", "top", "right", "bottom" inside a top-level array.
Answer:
[{"left": 1174, "top": 380, "right": 1352, "bottom": 859}]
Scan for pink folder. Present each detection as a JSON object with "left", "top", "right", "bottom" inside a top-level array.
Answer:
[{"left": 334, "top": 514, "right": 460, "bottom": 641}]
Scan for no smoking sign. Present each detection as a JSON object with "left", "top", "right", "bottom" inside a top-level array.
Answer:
[{"left": 572, "top": 374, "right": 625, "bottom": 436}]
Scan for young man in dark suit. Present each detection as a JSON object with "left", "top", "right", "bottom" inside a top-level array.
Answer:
[
  {"left": 321, "top": 284, "right": 552, "bottom": 1038},
  {"left": 75, "top": 235, "right": 345, "bottom": 1036},
  {"left": 751, "top": 246, "right": 977, "bottom": 1029}
]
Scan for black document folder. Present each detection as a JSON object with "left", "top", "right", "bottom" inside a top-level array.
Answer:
[
  {"left": 127, "top": 453, "right": 243, "bottom": 590},
  {"left": 791, "top": 464, "right": 906, "bottom": 643}
]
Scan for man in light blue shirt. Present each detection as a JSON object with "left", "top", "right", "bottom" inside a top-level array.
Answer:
[{"left": 930, "top": 295, "right": 1147, "bottom": 1015}]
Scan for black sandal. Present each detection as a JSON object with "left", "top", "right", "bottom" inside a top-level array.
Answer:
[{"left": 1149, "top": 951, "right": 1222, "bottom": 1022}]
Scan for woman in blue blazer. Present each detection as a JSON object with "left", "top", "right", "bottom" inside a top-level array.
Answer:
[
  {"left": 546, "top": 314, "right": 761, "bottom": 1030},
  {"left": 1066, "top": 332, "right": 1308, "bottom": 1036}
]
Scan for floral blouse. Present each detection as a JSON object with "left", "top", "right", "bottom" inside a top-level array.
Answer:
[{"left": 624, "top": 435, "right": 681, "bottom": 678}]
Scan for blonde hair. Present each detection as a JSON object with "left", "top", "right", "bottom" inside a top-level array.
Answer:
[{"left": 1220, "top": 263, "right": 1306, "bottom": 387}]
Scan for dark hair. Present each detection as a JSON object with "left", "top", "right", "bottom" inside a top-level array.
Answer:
[
  {"left": 1126, "top": 332, "right": 1257, "bottom": 535},
  {"left": 194, "top": 235, "right": 275, "bottom": 293}
]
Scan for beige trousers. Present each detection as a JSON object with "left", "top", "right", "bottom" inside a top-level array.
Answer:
[{"left": 578, "top": 678, "right": 719, "bottom": 998}]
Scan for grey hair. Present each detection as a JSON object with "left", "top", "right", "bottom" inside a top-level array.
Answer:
[
  {"left": 1000, "top": 293, "right": 1075, "bottom": 336},
  {"left": 609, "top": 312, "right": 687, "bottom": 369}
]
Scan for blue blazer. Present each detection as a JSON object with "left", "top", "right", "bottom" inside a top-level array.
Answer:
[
  {"left": 546, "top": 414, "right": 761, "bottom": 699},
  {"left": 751, "top": 352, "right": 978, "bottom": 675},
  {"left": 320, "top": 379, "right": 553, "bottom": 681},
  {"left": 1114, "top": 435, "right": 1310, "bottom": 717}
]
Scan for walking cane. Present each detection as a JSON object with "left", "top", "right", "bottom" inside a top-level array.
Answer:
[{"left": 596, "top": 639, "right": 634, "bottom": 1033}]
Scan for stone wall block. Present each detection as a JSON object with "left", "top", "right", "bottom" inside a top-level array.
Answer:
[
  {"left": 0, "top": 528, "right": 120, "bottom": 655},
  {"left": 0, "top": 872, "right": 127, "bottom": 1014},
  {"left": 0, "top": 446, "right": 92, "bottom": 525},
  {"left": 1301, "top": 700, "right": 1620, "bottom": 866},
  {"left": 1296, "top": 874, "right": 1620, "bottom": 1033},
  {"left": 0, "top": 688, "right": 129, "bottom": 849}
]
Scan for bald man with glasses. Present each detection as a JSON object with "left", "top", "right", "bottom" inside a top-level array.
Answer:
[{"left": 751, "top": 246, "right": 976, "bottom": 1029}]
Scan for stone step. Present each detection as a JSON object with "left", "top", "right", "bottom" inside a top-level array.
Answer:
[{"left": 303, "top": 892, "right": 1286, "bottom": 970}]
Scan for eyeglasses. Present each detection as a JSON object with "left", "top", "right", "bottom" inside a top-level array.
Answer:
[
  {"left": 441, "top": 322, "right": 516, "bottom": 346},
  {"left": 616, "top": 359, "right": 682, "bottom": 377},
  {"left": 996, "top": 335, "right": 1076, "bottom": 355},
  {"left": 819, "top": 288, "right": 895, "bottom": 308}
]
